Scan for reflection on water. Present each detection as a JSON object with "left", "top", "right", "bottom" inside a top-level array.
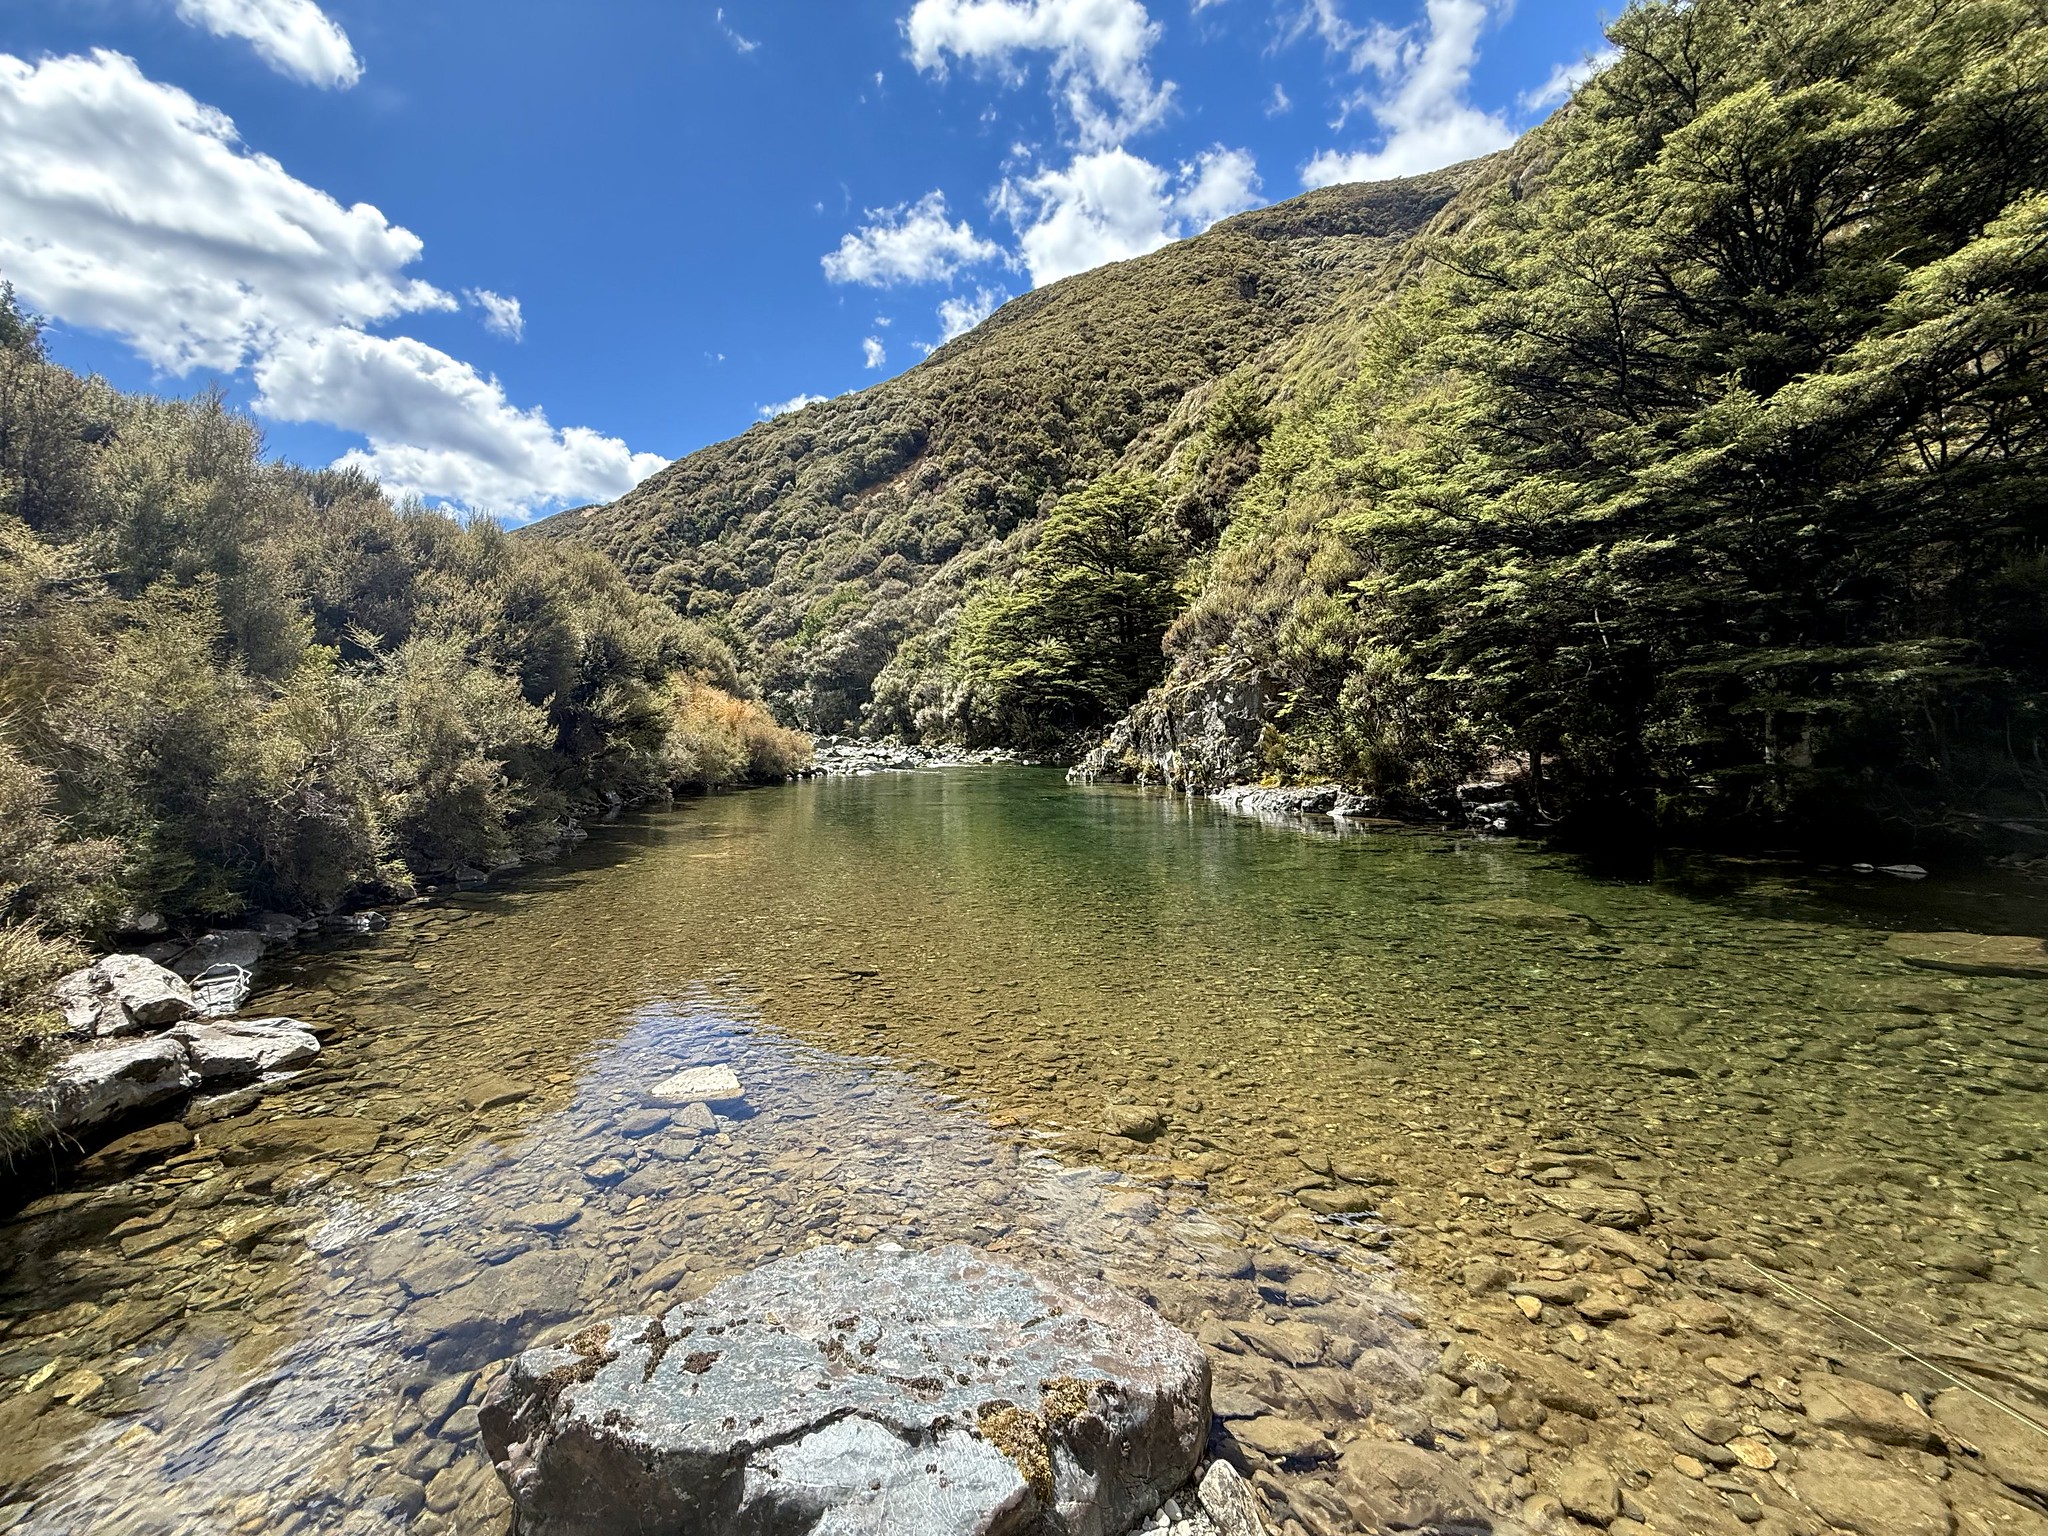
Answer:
[{"left": 2, "top": 768, "right": 2046, "bottom": 1536}]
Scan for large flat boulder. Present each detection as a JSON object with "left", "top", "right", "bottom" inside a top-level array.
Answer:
[
  {"left": 170, "top": 1017, "right": 321, "bottom": 1081},
  {"left": 480, "top": 1244, "right": 1211, "bottom": 1536},
  {"left": 50, "top": 954, "right": 197, "bottom": 1038},
  {"left": 40, "top": 1036, "right": 197, "bottom": 1132}
]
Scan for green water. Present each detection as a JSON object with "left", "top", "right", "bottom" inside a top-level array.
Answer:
[{"left": 2, "top": 768, "right": 2045, "bottom": 1535}]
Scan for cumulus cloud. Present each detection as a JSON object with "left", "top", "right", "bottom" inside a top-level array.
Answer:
[
  {"left": 1519, "top": 47, "right": 1619, "bottom": 114},
  {"left": 905, "top": 0, "right": 1172, "bottom": 147},
  {"left": 761, "top": 392, "right": 829, "bottom": 419},
  {"left": 174, "top": 0, "right": 362, "bottom": 88},
  {"left": 997, "top": 144, "right": 1259, "bottom": 286},
  {"left": 0, "top": 51, "right": 663, "bottom": 517},
  {"left": 0, "top": 50, "right": 448, "bottom": 372},
  {"left": 823, "top": 191, "right": 1001, "bottom": 286},
  {"left": 937, "top": 285, "right": 1006, "bottom": 341},
  {"left": 863, "top": 335, "right": 888, "bottom": 369},
  {"left": 255, "top": 328, "right": 667, "bottom": 517},
  {"left": 1293, "top": 0, "right": 1515, "bottom": 188},
  {"left": 468, "top": 288, "right": 524, "bottom": 341}
]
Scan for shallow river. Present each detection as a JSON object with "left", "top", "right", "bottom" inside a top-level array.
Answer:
[{"left": 3, "top": 769, "right": 2046, "bottom": 1536}]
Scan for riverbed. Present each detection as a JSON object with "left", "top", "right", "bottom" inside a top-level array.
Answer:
[{"left": 3, "top": 768, "right": 2046, "bottom": 1535}]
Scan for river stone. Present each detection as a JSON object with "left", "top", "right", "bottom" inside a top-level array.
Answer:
[
  {"left": 50, "top": 954, "right": 198, "bottom": 1038},
  {"left": 1885, "top": 932, "right": 2048, "bottom": 979},
  {"left": 1799, "top": 1370, "right": 1939, "bottom": 1447},
  {"left": 40, "top": 1036, "right": 198, "bottom": 1132},
  {"left": 1196, "top": 1462, "right": 1266, "bottom": 1536},
  {"left": 1931, "top": 1388, "right": 2048, "bottom": 1499},
  {"left": 479, "top": 1243, "right": 1210, "bottom": 1536},
  {"left": 647, "top": 1063, "right": 744, "bottom": 1108},
  {"left": 171, "top": 929, "right": 267, "bottom": 979},
  {"left": 1336, "top": 1440, "right": 1492, "bottom": 1533},
  {"left": 1535, "top": 1185, "right": 1651, "bottom": 1230},
  {"left": 1102, "top": 1104, "right": 1167, "bottom": 1141},
  {"left": 1790, "top": 1447, "right": 1952, "bottom": 1536},
  {"left": 170, "top": 1018, "right": 321, "bottom": 1081}
]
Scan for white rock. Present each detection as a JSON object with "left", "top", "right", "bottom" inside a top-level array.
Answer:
[
  {"left": 1198, "top": 1461, "right": 1269, "bottom": 1536},
  {"left": 50, "top": 954, "right": 198, "bottom": 1038},
  {"left": 170, "top": 1018, "right": 321, "bottom": 1081},
  {"left": 41, "top": 1037, "right": 197, "bottom": 1132},
  {"left": 647, "top": 1063, "right": 745, "bottom": 1108}
]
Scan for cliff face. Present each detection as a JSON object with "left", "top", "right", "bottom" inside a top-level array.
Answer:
[{"left": 532, "top": 165, "right": 1495, "bottom": 733}]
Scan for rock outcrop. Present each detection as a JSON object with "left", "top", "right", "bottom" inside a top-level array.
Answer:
[
  {"left": 50, "top": 954, "right": 198, "bottom": 1039},
  {"left": 1073, "top": 661, "right": 1266, "bottom": 793},
  {"left": 481, "top": 1243, "right": 1212, "bottom": 1536},
  {"left": 40, "top": 1036, "right": 198, "bottom": 1133}
]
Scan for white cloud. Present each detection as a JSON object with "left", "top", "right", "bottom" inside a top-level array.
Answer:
[
  {"left": 0, "top": 51, "right": 663, "bottom": 517},
  {"left": 905, "top": 0, "right": 1173, "bottom": 148},
  {"left": 761, "top": 392, "right": 829, "bottom": 419},
  {"left": 1518, "top": 47, "right": 1618, "bottom": 114},
  {"left": 715, "top": 8, "right": 760, "bottom": 54},
  {"left": 173, "top": 0, "right": 362, "bottom": 89},
  {"left": 467, "top": 288, "right": 524, "bottom": 342},
  {"left": 823, "top": 191, "right": 1001, "bottom": 286},
  {"left": 997, "top": 144, "right": 1259, "bottom": 286},
  {"left": 0, "top": 51, "right": 449, "bottom": 373},
  {"left": 937, "top": 285, "right": 1006, "bottom": 341},
  {"left": 255, "top": 328, "right": 667, "bottom": 517},
  {"left": 1266, "top": 82, "right": 1292, "bottom": 116},
  {"left": 1294, "top": 0, "right": 1515, "bottom": 187},
  {"left": 863, "top": 335, "right": 888, "bottom": 369}
]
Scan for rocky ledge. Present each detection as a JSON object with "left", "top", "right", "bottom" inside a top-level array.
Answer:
[
  {"left": 9, "top": 935, "right": 332, "bottom": 1148},
  {"left": 805, "top": 738, "right": 1035, "bottom": 775},
  {"left": 480, "top": 1243, "right": 1266, "bottom": 1536}
]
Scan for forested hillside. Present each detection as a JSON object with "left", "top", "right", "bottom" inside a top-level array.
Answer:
[
  {"left": 534, "top": 169, "right": 1483, "bottom": 736},
  {"left": 557, "top": 0, "right": 2048, "bottom": 851},
  {"left": 0, "top": 300, "right": 804, "bottom": 1077}
]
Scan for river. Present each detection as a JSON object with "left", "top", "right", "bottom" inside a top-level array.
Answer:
[{"left": 2, "top": 768, "right": 2045, "bottom": 1535}]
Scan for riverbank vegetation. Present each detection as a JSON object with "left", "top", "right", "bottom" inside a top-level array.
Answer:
[
  {"left": 551, "top": 0, "right": 2047, "bottom": 851},
  {"left": 0, "top": 291, "right": 805, "bottom": 1028},
  {"left": 1165, "top": 0, "right": 2048, "bottom": 844}
]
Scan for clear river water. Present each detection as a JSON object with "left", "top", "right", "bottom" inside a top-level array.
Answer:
[{"left": 2, "top": 768, "right": 2046, "bottom": 1536}]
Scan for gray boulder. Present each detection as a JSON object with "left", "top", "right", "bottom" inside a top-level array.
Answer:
[
  {"left": 170, "top": 1017, "right": 321, "bottom": 1081},
  {"left": 40, "top": 1036, "right": 197, "bottom": 1132},
  {"left": 172, "top": 930, "right": 266, "bottom": 1015},
  {"left": 50, "top": 954, "right": 198, "bottom": 1038},
  {"left": 481, "top": 1244, "right": 1211, "bottom": 1536}
]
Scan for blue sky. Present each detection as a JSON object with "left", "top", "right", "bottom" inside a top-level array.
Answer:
[{"left": 0, "top": 0, "right": 1611, "bottom": 519}]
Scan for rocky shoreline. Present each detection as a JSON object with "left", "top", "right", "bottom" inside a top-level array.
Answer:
[{"left": 804, "top": 737, "right": 1040, "bottom": 775}]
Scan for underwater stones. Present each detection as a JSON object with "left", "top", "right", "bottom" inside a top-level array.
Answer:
[
  {"left": 1104, "top": 1104, "right": 1168, "bottom": 1140},
  {"left": 1552, "top": 1460, "right": 1619, "bottom": 1525},
  {"left": 1932, "top": 1388, "right": 2048, "bottom": 1500},
  {"left": 211, "top": 1114, "right": 383, "bottom": 1164},
  {"left": 1886, "top": 932, "right": 2048, "bottom": 980},
  {"left": 1335, "top": 1440, "right": 1492, "bottom": 1533},
  {"left": 479, "top": 1244, "right": 1210, "bottom": 1536},
  {"left": 1535, "top": 1185, "right": 1651, "bottom": 1230},
  {"left": 170, "top": 1018, "right": 321, "bottom": 1081},
  {"left": 460, "top": 1074, "right": 534, "bottom": 1112},
  {"left": 1789, "top": 1448, "right": 1952, "bottom": 1536},
  {"left": 1454, "top": 898, "right": 1589, "bottom": 929},
  {"left": 1798, "top": 1370, "right": 1940, "bottom": 1448},
  {"left": 40, "top": 1036, "right": 197, "bottom": 1132},
  {"left": 51, "top": 953, "right": 199, "bottom": 1038},
  {"left": 648, "top": 1063, "right": 745, "bottom": 1109},
  {"left": 77, "top": 1120, "right": 195, "bottom": 1178}
]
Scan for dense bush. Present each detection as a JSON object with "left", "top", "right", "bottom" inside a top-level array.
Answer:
[
  {"left": 662, "top": 681, "right": 813, "bottom": 791},
  {"left": 1162, "top": 0, "right": 2048, "bottom": 845},
  {"left": 0, "top": 294, "right": 806, "bottom": 952}
]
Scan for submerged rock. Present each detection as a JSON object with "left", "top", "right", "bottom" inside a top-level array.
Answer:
[
  {"left": 1884, "top": 931, "right": 2048, "bottom": 978},
  {"left": 480, "top": 1243, "right": 1211, "bottom": 1536},
  {"left": 50, "top": 954, "right": 198, "bottom": 1038},
  {"left": 647, "top": 1063, "right": 745, "bottom": 1108}
]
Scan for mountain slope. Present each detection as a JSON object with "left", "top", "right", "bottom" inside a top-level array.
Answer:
[{"left": 533, "top": 164, "right": 1496, "bottom": 731}]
